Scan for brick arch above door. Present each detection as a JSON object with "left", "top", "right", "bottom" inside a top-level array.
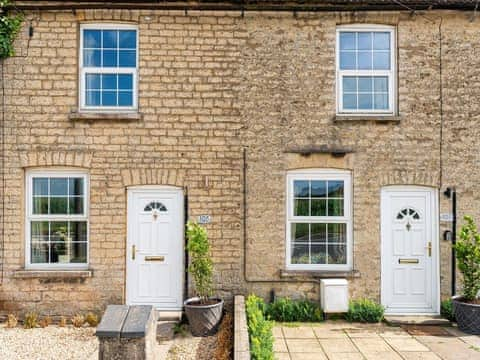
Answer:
[
  {"left": 378, "top": 170, "right": 439, "bottom": 189},
  {"left": 121, "top": 168, "right": 187, "bottom": 188}
]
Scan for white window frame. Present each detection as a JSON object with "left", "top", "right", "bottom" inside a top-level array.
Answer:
[
  {"left": 336, "top": 24, "right": 396, "bottom": 115},
  {"left": 286, "top": 169, "right": 353, "bottom": 271},
  {"left": 25, "top": 169, "right": 90, "bottom": 270},
  {"left": 79, "top": 23, "right": 139, "bottom": 112}
]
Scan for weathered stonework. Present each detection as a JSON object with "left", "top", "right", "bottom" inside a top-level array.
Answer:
[{"left": 0, "top": 8, "right": 478, "bottom": 315}]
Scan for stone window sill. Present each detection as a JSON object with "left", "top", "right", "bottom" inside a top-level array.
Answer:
[
  {"left": 280, "top": 269, "right": 360, "bottom": 279},
  {"left": 13, "top": 269, "right": 93, "bottom": 279},
  {"left": 69, "top": 110, "right": 143, "bottom": 122},
  {"left": 334, "top": 115, "right": 401, "bottom": 123}
]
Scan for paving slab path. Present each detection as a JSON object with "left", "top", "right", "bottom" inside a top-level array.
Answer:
[{"left": 273, "top": 321, "right": 480, "bottom": 360}]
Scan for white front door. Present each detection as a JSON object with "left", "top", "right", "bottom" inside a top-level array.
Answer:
[
  {"left": 381, "top": 186, "right": 439, "bottom": 315},
  {"left": 126, "top": 187, "right": 184, "bottom": 310}
]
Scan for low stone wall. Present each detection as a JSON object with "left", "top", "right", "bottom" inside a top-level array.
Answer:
[{"left": 234, "top": 295, "right": 250, "bottom": 360}]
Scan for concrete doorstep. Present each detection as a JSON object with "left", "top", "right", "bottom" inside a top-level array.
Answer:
[{"left": 384, "top": 315, "right": 451, "bottom": 326}]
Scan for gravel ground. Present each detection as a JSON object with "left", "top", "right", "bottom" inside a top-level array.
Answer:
[
  {"left": 0, "top": 325, "right": 98, "bottom": 360},
  {"left": 162, "top": 329, "right": 218, "bottom": 360}
]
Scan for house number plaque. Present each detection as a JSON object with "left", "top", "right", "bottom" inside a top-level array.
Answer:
[{"left": 198, "top": 215, "right": 211, "bottom": 224}]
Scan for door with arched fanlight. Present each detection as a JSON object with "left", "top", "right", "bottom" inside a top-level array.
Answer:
[
  {"left": 126, "top": 187, "right": 184, "bottom": 310},
  {"left": 381, "top": 186, "right": 439, "bottom": 315}
]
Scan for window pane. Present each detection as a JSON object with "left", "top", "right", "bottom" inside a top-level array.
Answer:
[
  {"left": 119, "top": 30, "right": 137, "bottom": 48},
  {"left": 69, "top": 242, "right": 87, "bottom": 263},
  {"left": 373, "top": 32, "right": 390, "bottom": 50},
  {"left": 69, "top": 178, "right": 84, "bottom": 196},
  {"left": 328, "top": 223, "right": 347, "bottom": 243},
  {"left": 358, "top": 51, "right": 372, "bottom": 70},
  {"left": 358, "top": 32, "right": 372, "bottom": 50},
  {"left": 102, "top": 49, "right": 117, "bottom": 67},
  {"left": 86, "top": 91, "right": 101, "bottom": 106},
  {"left": 311, "top": 244, "right": 327, "bottom": 264},
  {"left": 51, "top": 221, "right": 68, "bottom": 242},
  {"left": 343, "top": 94, "right": 357, "bottom": 109},
  {"left": 311, "top": 181, "right": 326, "bottom": 197},
  {"left": 70, "top": 222, "right": 88, "bottom": 242},
  {"left": 311, "top": 223, "right": 326, "bottom": 243},
  {"left": 311, "top": 199, "right": 326, "bottom": 216},
  {"left": 33, "top": 178, "right": 48, "bottom": 196},
  {"left": 102, "top": 74, "right": 117, "bottom": 90},
  {"left": 50, "top": 178, "right": 68, "bottom": 196},
  {"left": 291, "top": 244, "right": 309, "bottom": 264},
  {"left": 373, "top": 51, "right": 390, "bottom": 70},
  {"left": 31, "top": 221, "right": 49, "bottom": 243},
  {"left": 33, "top": 197, "right": 48, "bottom": 214},
  {"left": 328, "top": 181, "right": 344, "bottom": 197},
  {"left": 85, "top": 74, "right": 100, "bottom": 90},
  {"left": 103, "top": 30, "right": 117, "bottom": 48},
  {"left": 328, "top": 199, "right": 344, "bottom": 216},
  {"left": 294, "top": 199, "right": 309, "bottom": 216},
  {"left": 340, "top": 32, "right": 355, "bottom": 50},
  {"left": 374, "top": 77, "right": 388, "bottom": 92},
  {"left": 292, "top": 223, "right": 309, "bottom": 242},
  {"left": 83, "top": 49, "right": 101, "bottom": 67},
  {"left": 340, "top": 51, "right": 355, "bottom": 70},
  {"left": 343, "top": 77, "right": 356, "bottom": 92},
  {"left": 118, "top": 74, "right": 133, "bottom": 90},
  {"left": 50, "top": 197, "right": 68, "bottom": 214},
  {"left": 358, "top": 77, "right": 372, "bottom": 92},
  {"left": 374, "top": 94, "right": 389, "bottom": 110},
  {"left": 102, "top": 91, "right": 117, "bottom": 106},
  {"left": 118, "top": 92, "right": 133, "bottom": 106},
  {"left": 294, "top": 180, "right": 309, "bottom": 197},
  {"left": 83, "top": 30, "right": 101, "bottom": 48},
  {"left": 119, "top": 50, "right": 136, "bottom": 67},
  {"left": 358, "top": 93, "right": 373, "bottom": 109},
  {"left": 69, "top": 197, "right": 84, "bottom": 215},
  {"left": 328, "top": 244, "right": 347, "bottom": 264},
  {"left": 31, "top": 243, "right": 49, "bottom": 264}
]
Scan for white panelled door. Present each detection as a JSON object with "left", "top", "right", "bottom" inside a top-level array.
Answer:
[
  {"left": 126, "top": 187, "right": 184, "bottom": 310},
  {"left": 381, "top": 186, "right": 439, "bottom": 315}
]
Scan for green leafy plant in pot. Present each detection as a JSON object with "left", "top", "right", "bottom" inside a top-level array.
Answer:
[
  {"left": 452, "top": 215, "right": 480, "bottom": 334},
  {"left": 184, "top": 221, "right": 223, "bottom": 336}
]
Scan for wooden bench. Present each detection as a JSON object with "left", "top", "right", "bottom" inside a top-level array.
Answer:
[{"left": 96, "top": 305, "right": 157, "bottom": 360}]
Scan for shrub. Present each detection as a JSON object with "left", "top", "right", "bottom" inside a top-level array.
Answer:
[
  {"left": 186, "top": 221, "right": 213, "bottom": 303},
  {"left": 85, "top": 312, "right": 100, "bottom": 327},
  {"left": 39, "top": 316, "right": 52, "bottom": 328},
  {"left": 71, "top": 314, "right": 85, "bottom": 328},
  {"left": 24, "top": 312, "right": 38, "bottom": 329},
  {"left": 5, "top": 314, "right": 17, "bottom": 328},
  {"left": 265, "top": 298, "right": 323, "bottom": 322},
  {"left": 345, "top": 299, "right": 384, "bottom": 323},
  {"left": 0, "top": 0, "right": 23, "bottom": 59},
  {"left": 246, "top": 295, "right": 274, "bottom": 360},
  {"left": 58, "top": 316, "right": 67, "bottom": 327},
  {"left": 454, "top": 216, "right": 480, "bottom": 301},
  {"left": 441, "top": 299, "right": 455, "bottom": 321}
]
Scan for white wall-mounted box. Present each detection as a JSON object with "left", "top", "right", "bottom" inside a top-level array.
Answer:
[{"left": 320, "top": 278, "right": 349, "bottom": 313}]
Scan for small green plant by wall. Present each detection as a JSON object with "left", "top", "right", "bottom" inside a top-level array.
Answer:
[{"left": 0, "top": 0, "right": 23, "bottom": 59}]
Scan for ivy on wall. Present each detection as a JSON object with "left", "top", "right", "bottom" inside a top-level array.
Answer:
[{"left": 0, "top": 0, "right": 23, "bottom": 59}]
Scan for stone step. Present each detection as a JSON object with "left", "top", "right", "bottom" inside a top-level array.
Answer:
[
  {"left": 384, "top": 315, "right": 451, "bottom": 326},
  {"left": 156, "top": 310, "right": 182, "bottom": 321},
  {"left": 157, "top": 321, "right": 177, "bottom": 342}
]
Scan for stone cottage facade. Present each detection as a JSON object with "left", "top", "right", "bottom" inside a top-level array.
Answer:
[{"left": 0, "top": 0, "right": 479, "bottom": 316}]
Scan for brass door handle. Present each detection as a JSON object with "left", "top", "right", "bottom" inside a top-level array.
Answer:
[
  {"left": 132, "top": 245, "right": 136, "bottom": 260},
  {"left": 427, "top": 242, "right": 432, "bottom": 257},
  {"left": 145, "top": 256, "right": 165, "bottom": 262}
]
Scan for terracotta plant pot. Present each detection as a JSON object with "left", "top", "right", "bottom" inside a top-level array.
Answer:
[
  {"left": 184, "top": 297, "right": 224, "bottom": 336},
  {"left": 452, "top": 295, "right": 480, "bottom": 334}
]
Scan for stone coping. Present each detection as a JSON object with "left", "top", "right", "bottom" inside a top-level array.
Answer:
[
  {"left": 13, "top": 269, "right": 93, "bottom": 279},
  {"left": 68, "top": 110, "right": 143, "bottom": 121},
  {"left": 96, "top": 304, "right": 154, "bottom": 339},
  {"left": 234, "top": 295, "right": 251, "bottom": 360}
]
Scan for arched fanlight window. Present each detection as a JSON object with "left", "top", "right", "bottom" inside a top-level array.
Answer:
[
  {"left": 396, "top": 207, "right": 420, "bottom": 220},
  {"left": 144, "top": 201, "right": 167, "bottom": 212}
]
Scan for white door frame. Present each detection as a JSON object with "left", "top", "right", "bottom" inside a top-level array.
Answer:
[
  {"left": 380, "top": 185, "right": 440, "bottom": 315},
  {"left": 125, "top": 185, "right": 184, "bottom": 310}
]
